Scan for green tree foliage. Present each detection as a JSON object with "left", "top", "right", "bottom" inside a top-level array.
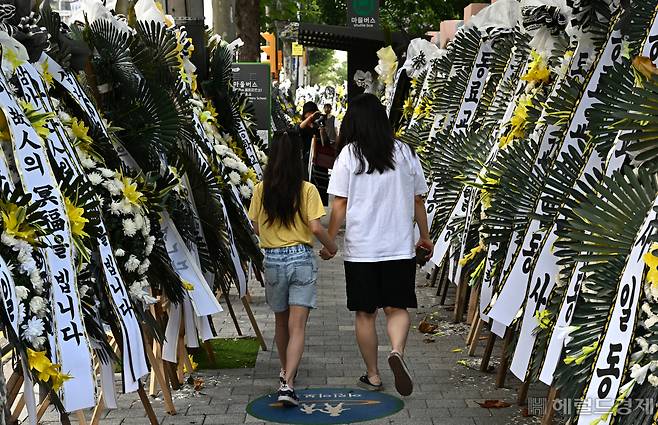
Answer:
[
  {"left": 261, "top": 0, "right": 468, "bottom": 36},
  {"left": 308, "top": 48, "right": 347, "bottom": 85},
  {"left": 380, "top": 0, "right": 471, "bottom": 34}
]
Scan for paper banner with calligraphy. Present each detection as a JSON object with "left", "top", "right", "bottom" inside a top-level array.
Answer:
[
  {"left": 575, "top": 195, "right": 658, "bottom": 425},
  {"left": 538, "top": 135, "right": 630, "bottom": 385},
  {"left": 17, "top": 62, "right": 149, "bottom": 393},
  {"left": 0, "top": 69, "right": 95, "bottom": 412},
  {"left": 485, "top": 28, "right": 620, "bottom": 327}
]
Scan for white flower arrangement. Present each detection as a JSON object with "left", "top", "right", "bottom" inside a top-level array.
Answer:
[
  {"left": 57, "top": 114, "right": 158, "bottom": 307},
  {"left": 190, "top": 96, "right": 260, "bottom": 200}
]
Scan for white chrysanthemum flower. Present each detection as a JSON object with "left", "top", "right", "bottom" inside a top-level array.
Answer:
[
  {"left": 100, "top": 168, "right": 116, "bottom": 178},
  {"left": 137, "top": 259, "right": 150, "bottom": 275},
  {"left": 236, "top": 161, "right": 249, "bottom": 174},
  {"left": 223, "top": 157, "right": 237, "bottom": 169},
  {"left": 229, "top": 171, "right": 241, "bottom": 185},
  {"left": 123, "top": 219, "right": 137, "bottom": 237},
  {"left": 110, "top": 201, "right": 122, "bottom": 215},
  {"left": 125, "top": 255, "right": 140, "bottom": 272},
  {"left": 142, "top": 217, "right": 151, "bottom": 238},
  {"left": 239, "top": 185, "right": 252, "bottom": 198},
  {"left": 80, "top": 154, "right": 97, "bottom": 169},
  {"left": 15, "top": 286, "right": 28, "bottom": 300},
  {"left": 87, "top": 172, "right": 103, "bottom": 186},
  {"left": 29, "top": 296, "right": 47, "bottom": 316},
  {"left": 58, "top": 110, "right": 71, "bottom": 123},
  {"left": 133, "top": 214, "right": 145, "bottom": 230},
  {"left": 1, "top": 232, "right": 18, "bottom": 248},
  {"left": 30, "top": 270, "right": 43, "bottom": 293},
  {"left": 129, "top": 281, "right": 157, "bottom": 305},
  {"left": 22, "top": 316, "right": 45, "bottom": 347},
  {"left": 650, "top": 374, "right": 658, "bottom": 387},
  {"left": 119, "top": 199, "right": 133, "bottom": 215},
  {"left": 145, "top": 236, "right": 156, "bottom": 256},
  {"left": 114, "top": 249, "right": 126, "bottom": 257},
  {"left": 105, "top": 179, "right": 122, "bottom": 196}
]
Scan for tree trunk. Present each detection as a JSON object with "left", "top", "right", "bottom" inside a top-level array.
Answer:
[
  {"left": 235, "top": 0, "right": 260, "bottom": 62},
  {"left": 212, "top": 0, "right": 236, "bottom": 41}
]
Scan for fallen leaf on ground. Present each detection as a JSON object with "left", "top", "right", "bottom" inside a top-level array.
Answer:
[
  {"left": 476, "top": 400, "right": 512, "bottom": 409},
  {"left": 456, "top": 360, "right": 469, "bottom": 367},
  {"left": 452, "top": 348, "right": 463, "bottom": 353},
  {"left": 194, "top": 378, "right": 204, "bottom": 391},
  {"left": 418, "top": 320, "right": 438, "bottom": 334}
]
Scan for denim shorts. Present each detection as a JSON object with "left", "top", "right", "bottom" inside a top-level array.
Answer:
[{"left": 263, "top": 244, "right": 318, "bottom": 313}]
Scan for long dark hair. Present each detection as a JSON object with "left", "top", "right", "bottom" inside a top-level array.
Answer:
[
  {"left": 337, "top": 93, "right": 396, "bottom": 174},
  {"left": 262, "top": 131, "right": 304, "bottom": 227}
]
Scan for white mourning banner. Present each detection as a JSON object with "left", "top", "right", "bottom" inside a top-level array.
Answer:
[
  {"left": 576, "top": 195, "right": 658, "bottom": 425},
  {"left": 0, "top": 69, "right": 95, "bottom": 412},
  {"left": 485, "top": 27, "right": 620, "bottom": 328},
  {"left": 18, "top": 62, "right": 149, "bottom": 394}
]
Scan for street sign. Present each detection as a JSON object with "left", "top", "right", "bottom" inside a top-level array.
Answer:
[
  {"left": 232, "top": 63, "right": 271, "bottom": 146},
  {"left": 348, "top": 0, "right": 379, "bottom": 29},
  {"left": 292, "top": 42, "right": 304, "bottom": 56}
]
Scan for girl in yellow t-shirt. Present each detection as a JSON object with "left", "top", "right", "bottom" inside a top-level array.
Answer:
[{"left": 248, "top": 131, "right": 337, "bottom": 407}]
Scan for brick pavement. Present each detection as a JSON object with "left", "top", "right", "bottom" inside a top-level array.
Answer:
[{"left": 40, "top": 231, "right": 550, "bottom": 425}]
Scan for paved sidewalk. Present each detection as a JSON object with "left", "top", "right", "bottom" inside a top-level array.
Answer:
[{"left": 41, "top": 233, "right": 549, "bottom": 425}]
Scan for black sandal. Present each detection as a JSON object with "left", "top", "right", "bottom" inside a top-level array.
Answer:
[{"left": 357, "top": 374, "right": 383, "bottom": 391}]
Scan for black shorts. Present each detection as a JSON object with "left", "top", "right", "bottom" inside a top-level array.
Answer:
[{"left": 344, "top": 259, "right": 418, "bottom": 314}]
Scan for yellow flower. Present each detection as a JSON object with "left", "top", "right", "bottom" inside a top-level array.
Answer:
[
  {"left": 644, "top": 243, "right": 658, "bottom": 287},
  {"left": 244, "top": 168, "right": 258, "bottom": 184},
  {"left": 458, "top": 242, "right": 485, "bottom": 267},
  {"left": 120, "top": 175, "right": 144, "bottom": 206},
  {"left": 183, "top": 354, "right": 198, "bottom": 373},
  {"left": 4, "top": 47, "right": 24, "bottom": 71},
  {"left": 70, "top": 118, "right": 94, "bottom": 150},
  {"left": 64, "top": 197, "right": 89, "bottom": 238},
  {"left": 402, "top": 97, "right": 414, "bottom": 118},
  {"left": 27, "top": 349, "right": 72, "bottom": 391},
  {"left": 19, "top": 100, "right": 54, "bottom": 140},
  {"left": 1, "top": 202, "right": 38, "bottom": 244},
  {"left": 522, "top": 51, "right": 551, "bottom": 85},
  {"left": 535, "top": 310, "right": 552, "bottom": 329},
  {"left": 413, "top": 104, "right": 424, "bottom": 119},
  {"left": 41, "top": 61, "right": 54, "bottom": 88},
  {"left": 510, "top": 96, "right": 531, "bottom": 129},
  {"left": 201, "top": 102, "right": 218, "bottom": 124},
  {"left": 182, "top": 280, "right": 195, "bottom": 291}
]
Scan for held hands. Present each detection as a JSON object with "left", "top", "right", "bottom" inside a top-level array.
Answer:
[{"left": 319, "top": 240, "right": 338, "bottom": 261}]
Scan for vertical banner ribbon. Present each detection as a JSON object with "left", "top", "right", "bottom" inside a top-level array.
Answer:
[
  {"left": 0, "top": 68, "right": 95, "bottom": 412},
  {"left": 21, "top": 63, "right": 149, "bottom": 393}
]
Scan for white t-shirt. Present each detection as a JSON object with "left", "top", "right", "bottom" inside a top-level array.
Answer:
[{"left": 327, "top": 140, "right": 429, "bottom": 262}]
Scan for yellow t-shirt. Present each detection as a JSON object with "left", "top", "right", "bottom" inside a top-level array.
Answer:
[{"left": 248, "top": 181, "right": 326, "bottom": 248}]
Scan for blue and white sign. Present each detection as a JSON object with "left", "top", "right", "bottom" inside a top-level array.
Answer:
[{"left": 246, "top": 388, "right": 404, "bottom": 424}]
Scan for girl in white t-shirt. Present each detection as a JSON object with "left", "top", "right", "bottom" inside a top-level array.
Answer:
[{"left": 322, "top": 93, "right": 434, "bottom": 396}]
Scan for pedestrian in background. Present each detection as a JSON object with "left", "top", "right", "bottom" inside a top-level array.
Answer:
[
  {"left": 321, "top": 93, "right": 434, "bottom": 397},
  {"left": 298, "top": 101, "right": 321, "bottom": 179},
  {"left": 248, "top": 131, "right": 338, "bottom": 407}
]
